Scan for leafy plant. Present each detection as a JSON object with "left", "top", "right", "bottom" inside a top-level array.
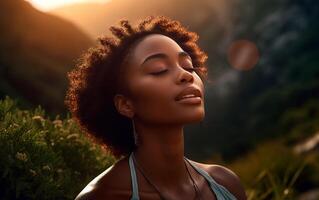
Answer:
[{"left": 0, "top": 96, "right": 116, "bottom": 200}]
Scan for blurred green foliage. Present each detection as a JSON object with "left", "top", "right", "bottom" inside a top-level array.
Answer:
[
  {"left": 226, "top": 140, "right": 319, "bottom": 199},
  {"left": 187, "top": 0, "right": 319, "bottom": 161},
  {"left": 0, "top": 96, "right": 115, "bottom": 200}
]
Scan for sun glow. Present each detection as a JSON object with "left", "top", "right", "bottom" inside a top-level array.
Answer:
[{"left": 26, "top": 0, "right": 111, "bottom": 11}]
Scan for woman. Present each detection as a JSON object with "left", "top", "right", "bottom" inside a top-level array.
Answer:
[{"left": 65, "top": 15, "right": 247, "bottom": 200}]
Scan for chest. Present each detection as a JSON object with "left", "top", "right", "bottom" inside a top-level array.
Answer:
[{"left": 109, "top": 178, "right": 218, "bottom": 200}]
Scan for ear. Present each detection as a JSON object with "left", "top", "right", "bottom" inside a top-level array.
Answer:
[{"left": 113, "top": 94, "right": 135, "bottom": 118}]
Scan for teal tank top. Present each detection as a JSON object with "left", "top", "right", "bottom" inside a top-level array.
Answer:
[{"left": 128, "top": 152, "right": 238, "bottom": 200}]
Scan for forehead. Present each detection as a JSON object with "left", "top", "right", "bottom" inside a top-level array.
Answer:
[{"left": 129, "top": 34, "right": 184, "bottom": 66}]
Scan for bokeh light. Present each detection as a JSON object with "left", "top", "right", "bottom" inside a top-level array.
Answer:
[{"left": 227, "top": 39, "right": 260, "bottom": 71}]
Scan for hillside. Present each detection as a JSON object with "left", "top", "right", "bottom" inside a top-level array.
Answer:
[
  {"left": 0, "top": 0, "right": 93, "bottom": 116},
  {"left": 50, "top": 0, "right": 229, "bottom": 39}
]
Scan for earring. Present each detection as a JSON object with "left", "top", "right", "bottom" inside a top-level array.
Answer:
[{"left": 131, "top": 118, "right": 139, "bottom": 146}]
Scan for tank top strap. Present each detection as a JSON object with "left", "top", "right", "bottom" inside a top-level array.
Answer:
[
  {"left": 129, "top": 152, "right": 140, "bottom": 200},
  {"left": 184, "top": 157, "right": 238, "bottom": 200}
]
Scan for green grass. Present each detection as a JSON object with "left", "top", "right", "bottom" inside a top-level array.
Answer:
[{"left": 225, "top": 140, "right": 319, "bottom": 199}]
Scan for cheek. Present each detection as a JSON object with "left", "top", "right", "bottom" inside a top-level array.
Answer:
[
  {"left": 128, "top": 75, "right": 178, "bottom": 123},
  {"left": 131, "top": 76, "right": 172, "bottom": 109}
]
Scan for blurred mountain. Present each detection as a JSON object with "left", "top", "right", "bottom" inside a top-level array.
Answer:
[
  {"left": 0, "top": 0, "right": 93, "bottom": 116},
  {"left": 50, "top": 0, "right": 230, "bottom": 39}
]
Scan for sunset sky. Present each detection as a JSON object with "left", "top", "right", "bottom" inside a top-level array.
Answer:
[{"left": 26, "top": 0, "right": 111, "bottom": 11}]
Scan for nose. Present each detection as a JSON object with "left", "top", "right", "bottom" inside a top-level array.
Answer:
[{"left": 176, "top": 66, "right": 194, "bottom": 84}]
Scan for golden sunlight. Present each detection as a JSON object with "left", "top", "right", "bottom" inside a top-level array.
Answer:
[{"left": 26, "top": 0, "right": 111, "bottom": 11}]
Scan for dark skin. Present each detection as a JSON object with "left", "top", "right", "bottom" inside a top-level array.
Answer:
[{"left": 75, "top": 34, "right": 247, "bottom": 200}]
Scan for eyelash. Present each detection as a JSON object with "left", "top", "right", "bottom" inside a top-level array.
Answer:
[{"left": 151, "top": 67, "right": 196, "bottom": 75}]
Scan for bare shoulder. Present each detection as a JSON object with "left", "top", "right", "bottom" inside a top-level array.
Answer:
[
  {"left": 74, "top": 157, "right": 132, "bottom": 200},
  {"left": 191, "top": 160, "right": 247, "bottom": 200}
]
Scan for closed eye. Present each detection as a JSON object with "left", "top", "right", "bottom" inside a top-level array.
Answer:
[
  {"left": 150, "top": 69, "right": 168, "bottom": 75},
  {"left": 150, "top": 67, "right": 196, "bottom": 76}
]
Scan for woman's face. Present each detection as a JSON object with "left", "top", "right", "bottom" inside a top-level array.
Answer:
[{"left": 120, "top": 34, "right": 205, "bottom": 126}]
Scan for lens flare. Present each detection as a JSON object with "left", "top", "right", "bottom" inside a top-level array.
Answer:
[{"left": 227, "top": 39, "right": 260, "bottom": 71}]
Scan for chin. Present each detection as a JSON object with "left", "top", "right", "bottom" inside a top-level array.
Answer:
[{"left": 181, "top": 111, "right": 205, "bottom": 125}]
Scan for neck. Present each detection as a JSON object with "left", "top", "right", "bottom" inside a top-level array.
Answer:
[{"left": 132, "top": 122, "right": 189, "bottom": 189}]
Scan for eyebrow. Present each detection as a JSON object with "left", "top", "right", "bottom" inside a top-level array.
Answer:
[{"left": 140, "top": 51, "right": 192, "bottom": 66}]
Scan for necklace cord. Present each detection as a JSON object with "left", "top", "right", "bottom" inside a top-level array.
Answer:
[
  {"left": 184, "top": 158, "right": 203, "bottom": 200},
  {"left": 132, "top": 153, "right": 166, "bottom": 200},
  {"left": 131, "top": 153, "right": 202, "bottom": 200}
]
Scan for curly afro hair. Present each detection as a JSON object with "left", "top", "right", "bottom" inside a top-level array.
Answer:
[{"left": 65, "top": 15, "right": 208, "bottom": 159}]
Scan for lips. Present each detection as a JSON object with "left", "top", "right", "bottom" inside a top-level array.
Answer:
[{"left": 175, "top": 87, "right": 202, "bottom": 101}]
